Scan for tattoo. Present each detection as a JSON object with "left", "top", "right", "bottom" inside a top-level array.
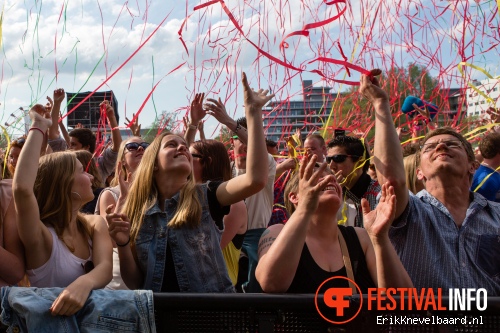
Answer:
[{"left": 258, "top": 235, "right": 276, "bottom": 257}]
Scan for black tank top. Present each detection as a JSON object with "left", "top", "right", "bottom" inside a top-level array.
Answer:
[{"left": 286, "top": 225, "right": 376, "bottom": 293}]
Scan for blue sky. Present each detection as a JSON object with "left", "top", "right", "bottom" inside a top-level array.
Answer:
[{"left": 1, "top": 0, "right": 498, "bottom": 139}]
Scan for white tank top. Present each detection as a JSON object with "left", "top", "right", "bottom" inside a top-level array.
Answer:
[{"left": 27, "top": 227, "right": 93, "bottom": 288}]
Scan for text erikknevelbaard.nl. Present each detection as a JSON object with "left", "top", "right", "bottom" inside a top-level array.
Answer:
[{"left": 377, "top": 315, "right": 483, "bottom": 325}]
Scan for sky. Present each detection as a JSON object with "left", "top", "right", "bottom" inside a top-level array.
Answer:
[{"left": 1, "top": 0, "right": 499, "bottom": 140}]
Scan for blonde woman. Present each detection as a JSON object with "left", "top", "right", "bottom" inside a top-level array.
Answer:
[
  {"left": 403, "top": 153, "right": 424, "bottom": 194},
  {"left": 13, "top": 105, "right": 112, "bottom": 316},
  {"left": 107, "top": 73, "right": 273, "bottom": 292},
  {"left": 95, "top": 136, "right": 148, "bottom": 290}
]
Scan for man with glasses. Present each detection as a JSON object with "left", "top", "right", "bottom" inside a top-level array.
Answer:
[
  {"left": 362, "top": 69, "right": 500, "bottom": 294},
  {"left": 326, "top": 136, "right": 380, "bottom": 227}
]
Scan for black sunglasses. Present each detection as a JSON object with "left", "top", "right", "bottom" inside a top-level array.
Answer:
[
  {"left": 81, "top": 260, "right": 94, "bottom": 274},
  {"left": 191, "top": 153, "right": 203, "bottom": 159},
  {"left": 16, "top": 138, "right": 26, "bottom": 146},
  {"left": 125, "top": 142, "right": 149, "bottom": 151},
  {"left": 326, "top": 154, "right": 360, "bottom": 164}
]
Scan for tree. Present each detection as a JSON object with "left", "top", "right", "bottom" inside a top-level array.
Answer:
[{"left": 143, "top": 111, "right": 178, "bottom": 143}]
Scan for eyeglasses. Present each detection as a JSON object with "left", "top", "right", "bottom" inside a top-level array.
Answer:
[
  {"left": 15, "top": 138, "right": 26, "bottom": 146},
  {"left": 420, "top": 140, "right": 462, "bottom": 154},
  {"left": 326, "top": 154, "right": 360, "bottom": 164},
  {"left": 191, "top": 153, "right": 203, "bottom": 159},
  {"left": 125, "top": 142, "right": 149, "bottom": 152},
  {"left": 81, "top": 260, "right": 94, "bottom": 274}
]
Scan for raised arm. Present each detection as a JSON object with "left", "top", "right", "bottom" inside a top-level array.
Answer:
[
  {"left": 48, "top": 89, "right": 65, "bottom": 140},
  {"left": 360, "top": 70, "right": 408, "bottom": 218},
  {"left": 205, "top": 97, "right": 249, "bottom": 144},
  {"left": 184, "top": 93, "right": 205, "bottom": 146},
  {"left": 216, "top": 73, "right": 274, "bottom": 206},
  {"left": 12, "top": 105, "right": 54, "bottom": 268},
  {"left": 256, "top": 155, "right": 333, "bottom": 292},
  {"left": 360, "top": 183, "right": 413, "bottom": 288},
  {"left": 102, "top": 100, "right": 122, "bottom": 153}
]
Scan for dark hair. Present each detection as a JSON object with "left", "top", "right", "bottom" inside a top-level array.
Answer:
[
  {"left": 191, "top": 140, "right": 231, "bottom": 182},
  {"left": 232, "top": 117, "right": 248, "bottom": 136},
  {"left": 327, "top": 136, "right": 370, "bottom": 172},
  {"left": 69, "top": 128, "right": 96, "bottom": 153},
  {"left": 479, "top": 132, "right": 500, "bottom": 159},
  {"left": 416, "top": 127, "right": 475, "bottom": 167},
  {"left": 265, "top": 139, "right": 278, "bottom": 148}
]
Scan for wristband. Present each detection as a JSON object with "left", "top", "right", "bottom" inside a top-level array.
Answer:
[
  {"left": 116, "top": 237, "right": 130, "bottom": 247},
  {"left": 29, "top": 127, "right": 46, "bottom": 136},
  {"left": 188, "top": 123, "right": 198, "bottom": 130}
]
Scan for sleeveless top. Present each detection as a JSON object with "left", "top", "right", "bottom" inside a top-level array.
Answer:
[
  {"left": 27, "top": 228, "right": 93, "bottom": 288},
  {"left": 286, "top": 225, "right": 375, "bottom": 293}
]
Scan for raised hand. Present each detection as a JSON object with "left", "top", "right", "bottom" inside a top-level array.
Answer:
[
  {"left": 45, "top": 96, "right": 53, "bottom": 115},
  {"left": 125, "top": 113, "right": 141, "bottom": 137},
  {"left": 487, "top": 107, "right": 500, "bottom": 124},
  {"left": 241, "top": 72, "right": 275, "bottom": 111},
  {"left": 359, "top": 69, "right": 389, "bottom": 104},
  {"left": 106, "top": 205, "right": 131, "bottom": 247},
  {"left": 204, "top": 97, "right": 232, "bottom": 126},
  {"left": 362, "top": 182, "right": 396, "bottom": 242},
  {"left": 297, "top": 154, "right": 334, "bottom": 213},
  {"left": 117, "top": 162, "right": 132, "bottom": 198},
  {"left": 412, "top": 103, "right": 430, "bottom": 119},
  {"left": 190, "top": 93, "right": 206, "bottom": 125},
  {"left": 53, "top": 88, "right": 65, "bottom": 103},
  {"left": 30, "top": 104, "right": 52, "bottom": 128}
]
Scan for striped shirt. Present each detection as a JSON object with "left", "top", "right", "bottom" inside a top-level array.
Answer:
[{"left": 389, "top": 190, "right": 500, "bottom": 295}]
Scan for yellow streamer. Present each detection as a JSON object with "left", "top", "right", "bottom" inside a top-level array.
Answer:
[
  {"left": 1, "top": 125, "right": 11, "bottom": 179},
  {"left": 457, "top": 62, "right": 499, "bottom": 105},
  {"left": 473, "top": 164, "right": 500, "bottom": 193}
]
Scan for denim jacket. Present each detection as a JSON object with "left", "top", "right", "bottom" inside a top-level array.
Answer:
[
  {"left": 135, "top": 183, "right": 235, "bottom": 293},
  {"left": 0, "top": 287, "right": 155, "bottom": 333}
]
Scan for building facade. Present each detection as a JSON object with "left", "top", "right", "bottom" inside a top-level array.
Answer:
[{"left": 263, "top": 80, "right": 343, "bottom": 145}]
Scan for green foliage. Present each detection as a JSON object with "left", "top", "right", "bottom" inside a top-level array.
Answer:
[{"left": 143, "top": 111, "right": 177, "bottom": 143}]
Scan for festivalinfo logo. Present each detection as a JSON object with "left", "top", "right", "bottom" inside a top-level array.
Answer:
[{"left": 314, "top": 276, "right": 488, "bottom": 324}]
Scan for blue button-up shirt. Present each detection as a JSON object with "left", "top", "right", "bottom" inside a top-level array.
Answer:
[{"left": 389, "top": 190, "right": 500, "bottom": 295}]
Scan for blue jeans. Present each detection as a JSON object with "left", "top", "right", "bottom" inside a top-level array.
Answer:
[
  {"left": 241, "top": 228, "right": 266, "bottom": 293},
  {"left": 0, "top": 287, "right": 156, "bottom": 333}
]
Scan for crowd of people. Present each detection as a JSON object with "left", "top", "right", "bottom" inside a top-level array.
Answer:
[{"left": 0, "top": 69, "right": 499, "bottom": 322}]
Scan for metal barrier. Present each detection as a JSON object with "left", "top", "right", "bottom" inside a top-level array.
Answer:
[{"left": 153, "top": 294, "right": 500, "bottom": 333}]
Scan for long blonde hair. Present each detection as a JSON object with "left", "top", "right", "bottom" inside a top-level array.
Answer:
[
  {"left": 125, "top": 132, "right": 202, "bottom": 246},
  {"left": 34, "top": 152, "right": 91, "bottom": 241}
]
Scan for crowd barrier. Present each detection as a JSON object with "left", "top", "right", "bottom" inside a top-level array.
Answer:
[{"left": 153, "top": 294, "right": 500, "bottom": 333}]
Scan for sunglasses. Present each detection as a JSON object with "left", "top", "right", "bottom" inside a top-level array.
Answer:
[
  {"left": 191, "top": 153, "right": 203, "bottom": 159},
  {"left": 326, "top": 154, "right": 360, "bottom": 164},
  {"left": 16, "top": 138, "right": 26, "bottom": 146},
  {"left": 125, "top": 142, "right": 149, "bottom": 152},
  {"left": 81, "top": 260, "right": 94, "bottom": 274}
]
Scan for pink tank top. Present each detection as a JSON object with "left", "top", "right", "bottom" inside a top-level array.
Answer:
[{"left": 27, "top": 227, "right": 93, "bottom": 288}]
